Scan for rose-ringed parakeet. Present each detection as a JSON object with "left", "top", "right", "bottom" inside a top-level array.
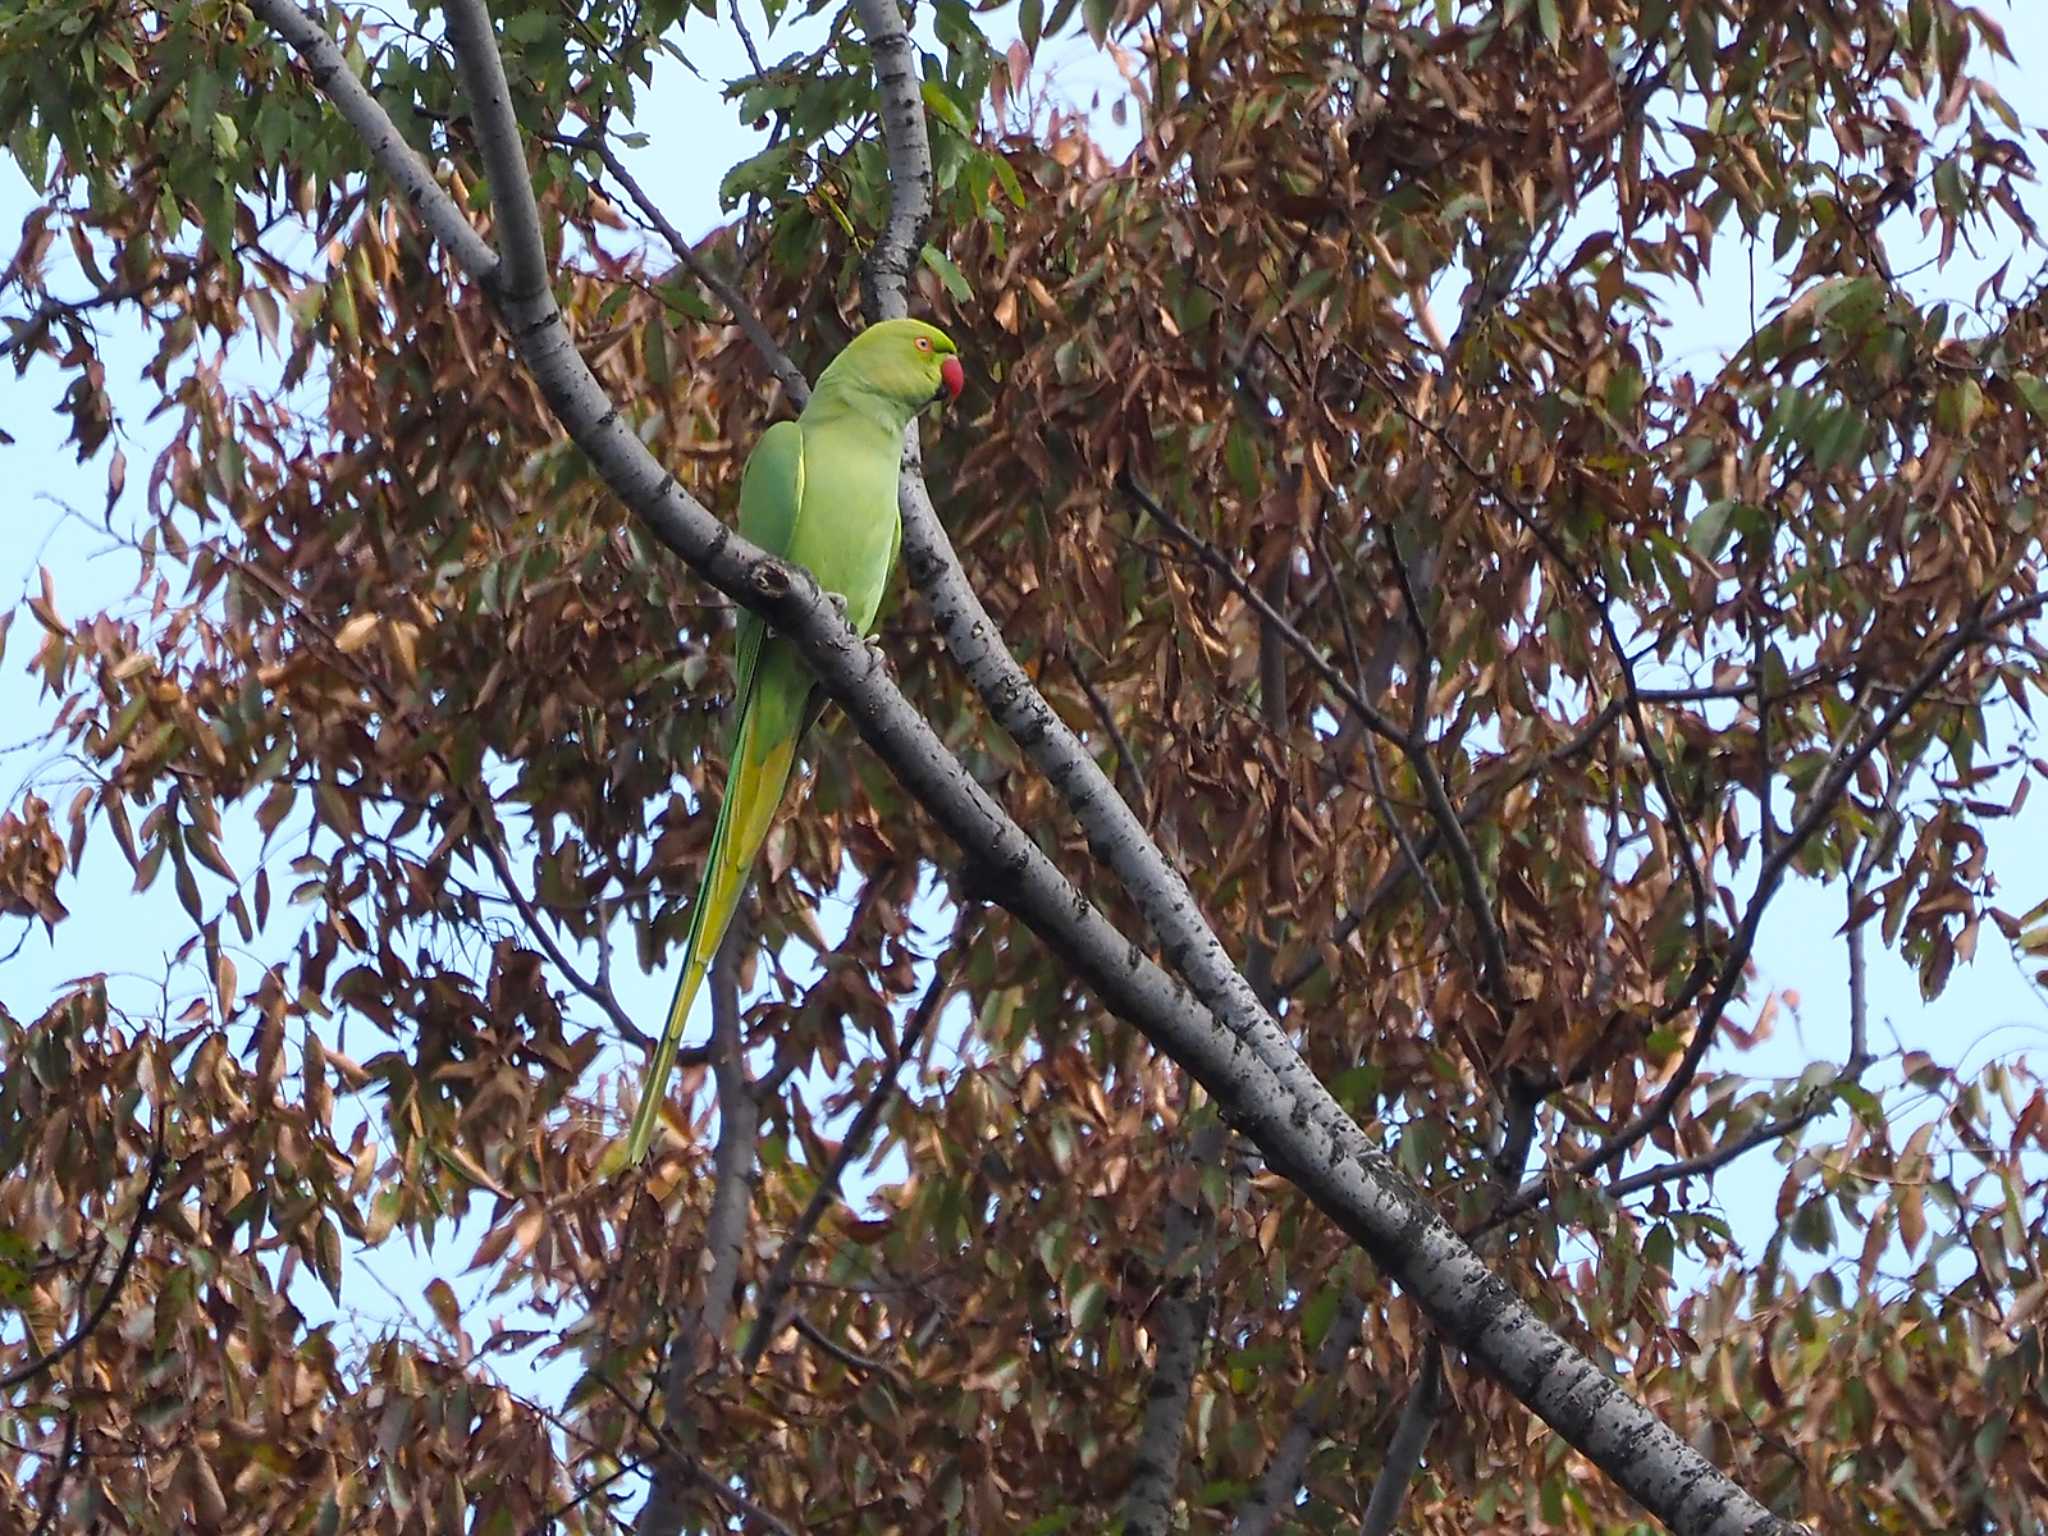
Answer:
[{"left": 625, "top": 318, "right": 965, "bottom": 1165}]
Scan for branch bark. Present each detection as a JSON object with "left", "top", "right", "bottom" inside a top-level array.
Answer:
[
  {"left": 639, "top": 909, "right": 758, "bottom": 1536},
  {"left": 1358, "top": 1343, "right": 1443, "bottom": 1536},
  {"left": 1124, "top": 1120, "right": 1222, "bottom": 1536},
  {"left": 253, "top": 7, "right": 1809, "bottom": 1531}
]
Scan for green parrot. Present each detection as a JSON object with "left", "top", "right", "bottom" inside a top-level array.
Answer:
[{"left": 624, "top": 317, "right": 966, "bottom": 1166}]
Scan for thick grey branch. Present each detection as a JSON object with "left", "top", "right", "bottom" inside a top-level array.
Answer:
[
  {"left": 849, "top": 0, "right": 933, "bottom": 321},
  {"left": 257, "top": 8, "right": 1807, "bottom": 1532},
  {"left": 443, "top": 0, "right": 551, "bottom": 304}
]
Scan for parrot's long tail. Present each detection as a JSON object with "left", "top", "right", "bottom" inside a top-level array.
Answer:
[{"left": 624, "top": 706, "right": 799, "bottom": 1166}]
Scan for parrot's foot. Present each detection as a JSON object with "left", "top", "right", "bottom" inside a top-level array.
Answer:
[{"left": 826, "top": 590, "right": 851, "bottom": 625}]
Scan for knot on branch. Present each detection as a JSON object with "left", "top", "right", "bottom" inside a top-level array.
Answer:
[{"left": 748, "top": 559, "right": 796, "bottom": 601}]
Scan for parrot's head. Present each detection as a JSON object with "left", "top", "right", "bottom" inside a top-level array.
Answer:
[{"left": 825, "top": 318, "right": 965, "bottom": 414}]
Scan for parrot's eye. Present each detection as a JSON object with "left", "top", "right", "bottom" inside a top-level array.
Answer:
[{"left": 915, "top": 337, "right": 932, "bottom": 352}]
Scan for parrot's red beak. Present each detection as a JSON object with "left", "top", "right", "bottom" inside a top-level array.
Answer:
[{"left": 938, "top": 354, "right": 965, "bottom": 404}]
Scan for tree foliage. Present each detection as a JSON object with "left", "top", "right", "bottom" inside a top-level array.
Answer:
[{"left": 5, "top": 0, "right": 2048, "bottom": 1531}]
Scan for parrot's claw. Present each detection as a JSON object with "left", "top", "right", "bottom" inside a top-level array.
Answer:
[{"left": 826, "top": 591, "right": 851, "bottom": 624}]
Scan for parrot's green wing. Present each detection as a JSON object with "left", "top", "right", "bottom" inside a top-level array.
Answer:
[
  {"left": 726, "top": 417, "right": 806, "bottom": 743},
  {"left": 623, "top": 419, "right": 809, "bottom": 1167}
]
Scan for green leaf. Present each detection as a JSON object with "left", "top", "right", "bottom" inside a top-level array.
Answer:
[
  {"left": 1071, "top": 1279, "right": 1109, "bottom": 1332},
  {"left": 1225, "top": 421, "right": 1261, "bottom": 499},
  {"left": 1301, "top": 1285, "right": 1342, "bottom": 1349},
  {"left": 921, "top": 79, "right": 973, "bottom": 138},
  {"left": 0, "top": 1226, "right": 31, "bottom": 1302},
  {"left": 424, "top": 1277, "right": 462, "bottom": 1337},
  {"left": 1083, "top": 0, "right": 1116, "bottom": 46},
  {"left": 1685, "top": 497, "right": 1735, "bottom": 559},
  {"left": 717, "top": 142, "right": 797, "bottom": 208},
  {"left": 920, "top": 243, "right": 972, "bottom": 303},
  {"left": 644, "top": 317, "right": 671, "bottom": 389},
  {"left": 1935, "top": 377, "right": 1985, "bottom": 437},
  {"left": 2013, "top": 371, "right": 2048, "bottom": 425},
  {"left": 988, "top": 151, "right": 1027, "bottom": 208}
]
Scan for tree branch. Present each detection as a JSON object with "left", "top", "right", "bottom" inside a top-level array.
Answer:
[
  {"left": 1124, "top": 1120, "right": 1222, "bottom": 1536},
  {"left": 26, "top": 1412, "right": 78, "bottom": 1536},
  {"left": 259, "top": 1, "right": 500, "bottom": 279},
  {"left": 1486, "top": 593, "right": 2046, "bottom": 1232},
  {"left": 255, "top": 8, "right": 1808, "bottom": 1530},
  {"left": 849, "top": 1, "right": 1342, "bottom": 1121},
  {"left": 1129, "top": 475, "right": 1513, "bottom": 1010},
  {"left": 1229, "top": 1290, "right": 1367, "bottom": 1536},
  {"left": 639, "top": 909, "right": 759, "bottom": 1536},
  {"left": 1, "top": 1140, "right": 167, "bottom": 1394},
  {"left": 1358, "top": 1342, "right": 1443, "bottom": 1536},
  {"left": 789, "top": 1309, "right": 912, "bottom": 1394},
  {"left": 1069, "top": 644, "right": 1156, "bottom": 829},
  {"left": 565, "top": 129, "right": 810, "bottom": 406},
  {"left": 442, "top": 0, "right": 550, "bottom": 305},
  {"left": 850, "top": 0, "right": 933, "bottom": 323},
  {"left": 470, "top": 812, "right": 663, "bottom": 1053},
  {"left": 738, "top": 934, "right": 964, "bottom": 1372}
]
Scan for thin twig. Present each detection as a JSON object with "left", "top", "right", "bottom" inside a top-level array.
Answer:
[
  {"left": 524, "top": 1459, "right": 646, "bottom": 1535},
  {"left": 1353, "top": 352, "right": 1718, "bottom": 982},
  {"left": 2, "top": 1141, "right": 167, "bottom": 1393},
  {"left": 26, "top": 1412, "right": 79, "bottom": 1536},
  {"left": 790, "top": 1310, "right": 913, "bottom": 1394},
  {"left": 1753, "top": 584, "right": 1779, "bottom": 861},
  {"left": 1123, "top": 475, "right": 1405, "bottom": 750},
  {"left": 1131, "top": 474, "right": 1513, "bottom": 1008},
  {"left": 597, "top": 1373, "right": 801, "bottom": 1536},
  {"left": 1589, "top": 759, "right": 1626, "bottom": 1015},
  {"left": 1068, "top": 645, "right": 1155, "bottom": 827},
  {"left": 739, "top": 925, "right": 967, "bottom": 1371},
  {"left": 1604, "top": 1100, "right": 1828, "bottom": 1200},
  {"left": 1319, "top": 530, "right": 1448, "bottom": 926},
  {"left": 4, "top": 211, "right": 297, "bottom": 363},
  {"left": 560, "top": 129, "right": 810, "bottom": 405},
  {"left": 1228, "top": 1292, "right": 1367, "bottom": 1536},
  {"left": 471, "top": 820, "right": 662, "bottom": 1052},
  {"left": 728, "top": 0, "right": 766, "bottom": 75}
]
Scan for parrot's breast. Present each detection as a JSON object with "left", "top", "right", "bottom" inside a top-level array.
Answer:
[{"left": 789, "top": 415, "right": 908, "bottom": 635}]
